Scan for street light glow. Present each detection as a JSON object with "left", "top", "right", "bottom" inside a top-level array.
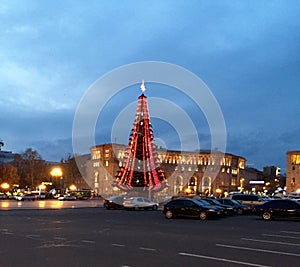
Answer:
[
  {"left": 1, "top": 182, "right": 10, "bottom": 190},
  {"left": 50, "top": 167, "right": 63, "bottom": 177},
  {"left": 69, "top": 184, "right": 77, "bottom": 191}
]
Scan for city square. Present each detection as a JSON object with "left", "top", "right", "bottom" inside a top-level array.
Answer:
[{"left": 1, "top": 2, "right": 300, "bottom": 267}]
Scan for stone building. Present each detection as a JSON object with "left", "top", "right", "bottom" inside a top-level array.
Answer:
[
  {"left": 88, "top": 143, "right": 246, "bottom": 200},
  {"left": 286, "top": 150, "right": 300, "bottom": 194}
]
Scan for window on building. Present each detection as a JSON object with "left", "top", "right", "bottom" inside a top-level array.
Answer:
[
  {"left": 239, "top": 160, "right": 245, "bottom": 169},
  {"left": 231, "top": 178, "right": 237, "bottom": 186},
  {"left": 291, "top": 154, "right": 300, "bottom": 164}
]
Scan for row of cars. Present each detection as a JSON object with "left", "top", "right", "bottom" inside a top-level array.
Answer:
[
  {"left": 104, "top": 194, "right": 300, "bottom": 221},
  {"left": 103, "top": 195, "right": 252, "bottom": 220},
  {"left": 162, "top": 197, "right": 252, "bottom": 220}
]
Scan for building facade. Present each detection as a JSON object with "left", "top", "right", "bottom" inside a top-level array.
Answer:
[
  {"left": 0, "top": 150, "right": 15, "bottom": 164},
  {"left": 88, "top": 143, "right": 246, "bottom": 200},
  {"left": 286, "top": 150, "right": 300, "bottom": 194}
]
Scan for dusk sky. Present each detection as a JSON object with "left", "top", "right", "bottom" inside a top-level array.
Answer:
[{"left": 1, "top": 0, "right": 300, "bottom": 173}]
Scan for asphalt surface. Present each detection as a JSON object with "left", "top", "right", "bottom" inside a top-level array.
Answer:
[{"left": 0, "top": 205, "right": 299, "bottom": 267}]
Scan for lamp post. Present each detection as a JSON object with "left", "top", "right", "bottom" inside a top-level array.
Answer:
[
  {"left": 50, "top": 167, "right": 63, "bottom": 195},
  {"left": 1, "top": 182, "right": 10, "bottom": 191}
]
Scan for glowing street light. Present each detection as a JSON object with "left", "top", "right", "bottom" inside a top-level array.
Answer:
[
  {"left": 1, "top": 182, "right": 10, "bottom": 190},
  {"left": 38, "top": 184, "right": 46, "bottom": 191},
  {"left": 216, "top": 188, "right": 222, "bottom": 194},
  {"left": 50, "top": 167, "right": 63, "bottom": 177},
  {"left": 69, "top": 184, "right": 77, "bottom": 191},
  {"left": 50, "top": 167, "right": 63, "bottom": 194}
]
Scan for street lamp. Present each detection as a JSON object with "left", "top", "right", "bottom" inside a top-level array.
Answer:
[
  {"left": 50, "top": 167, "right": 63, "bottom": 194},
  {"left": 69, "top": 184, "right": 77, "bottom": 191},
  {"left": 1, "top": 182, "right": 10, "bottom": 191}
]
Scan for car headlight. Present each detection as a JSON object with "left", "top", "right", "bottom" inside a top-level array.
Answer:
[{"left": 208, "top": 209, "right": 216, "bottom": 212}]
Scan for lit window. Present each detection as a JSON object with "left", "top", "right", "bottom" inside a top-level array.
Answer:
[
  {"left": 291, "top": 154, "right": 300, "bottom": 164},
  {"left": 231, "top": 178, "right": 236, "bottom": 186},
  {"left": 105, "top": 161, "right": 108, "bottom": 167}
]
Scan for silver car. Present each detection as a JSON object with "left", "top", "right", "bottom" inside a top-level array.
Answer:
[
  {"left": 123, "top": 197, "right": 158, "bottom": 210},
  {"left": 16, "top": 193, "right": 37, "bottom": 201}
]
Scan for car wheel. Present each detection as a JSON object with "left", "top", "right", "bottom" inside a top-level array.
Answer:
[
  {"left": 199, "top": 211, "right": 207, "bottom": 220},
  {"left": 165, "top": 210, "right": 173, "bottom": 219},
  {"left": 152, "top": 205, "right": 158, "bottom": 210},
  {"left": 262, "top": 211, "right": 272, "bottom": 221}
]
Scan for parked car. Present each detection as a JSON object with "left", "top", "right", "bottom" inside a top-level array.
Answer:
[
  {"left": 229, "top": 194, "right": 264, "bottom": 206},
  {"left": 58, "top": 195, "right": 76, "bottom": 201},
  {"left": 193, "top": 198, "right": 226, "bottom": 216},
  {"left": 123, "top": 197, "right": 158, "bottom": 210},
  {"left": 252, "top": 199, "right": 300, "bottom": 221},
  {"left": 0, "top": 193, "right": 7, "bottom": 199},
  {"left": 162, "top": 198, "right": 220, "bottom": 220},
  {"left": 104, "top": 196, "right": 126, "bottom": 209},
  {"left": 16, "top": 193, "right": 37, "bottom": 201},
  {"left": 216, "top": 198, "right": 252, "bottom": 214},
  {"left": 202, "top": 198, "right": 236, "bottom": 215}
]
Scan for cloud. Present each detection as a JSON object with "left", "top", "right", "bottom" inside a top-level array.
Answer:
[{"left": 1, "top": 0, "right": 299, "bottom": 172}]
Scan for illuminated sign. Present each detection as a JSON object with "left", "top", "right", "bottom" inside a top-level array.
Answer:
[{"left": 249, "top": 181, "right": 265, "bottom": 185}]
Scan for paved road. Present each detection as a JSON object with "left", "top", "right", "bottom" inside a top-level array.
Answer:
[{"left": 0, "top": 207, "right": 299, "bottom": 267}]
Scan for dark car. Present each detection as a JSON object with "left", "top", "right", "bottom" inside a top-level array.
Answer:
[
  {"left": 162, "top": 198, "right": 220, "bottom": 220},
  {"left": 202, "top": 198, "right": 236, "bottom": 215},
  {"left": 253, "top": 199, "right": 300, "bottom": 221},
  {"left": 193, "top": 198, "right": 226, "bottom": 216},
  {"left": 217, "top": 198, "right": 252, "bottom": 214},
  {"left": 104, "top": 196, "right": 126, "bottom": 210}
]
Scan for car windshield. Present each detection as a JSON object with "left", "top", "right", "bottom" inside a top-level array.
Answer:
[
  {"left": 209, "top": 199, "right": 220, "bottom": 205},
  {"left": 194, "top": 199, "right": 209, "bottom": 206}
]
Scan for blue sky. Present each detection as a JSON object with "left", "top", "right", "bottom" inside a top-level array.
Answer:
[{"left": 1, "top": 0, "right": 299, "bottom": 172}]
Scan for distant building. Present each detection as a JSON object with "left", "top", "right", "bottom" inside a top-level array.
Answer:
[
  {"left": 87, "top": 143, "right": 247, "bottom": 200},
  {"left": 263, "top": 166, "right": 281, "bottom": 177},
  {"left": 263, "top": 166, "right": 284, "bottom": 193},
  {"left": 242, "top": 166, "right": 285, "bottom": 195},
  {"left": 286, "top": 151, "right": 300, "bottom": 194},
  {"left": 0, "top": 140, "right": 15, "bottom": 164},
  {"left": 244, "top": 167, "right": 264, "bottom": 193},
  {"left": 0, "top": 150, "right": 15, "bottom": 163}
]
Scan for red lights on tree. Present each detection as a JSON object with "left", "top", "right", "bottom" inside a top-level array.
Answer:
[{"left": 115, "top": 83, "right": 167, "bottom": 193}]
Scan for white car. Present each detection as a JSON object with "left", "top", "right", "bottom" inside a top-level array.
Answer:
[
  {"left": 123, "top": 197, "right": 158, "bottom": 210},
  {"left": 16, "top": 193, "right": 37, "bottom": 201},
  {"left": 58, "top": 195, "right": 76, "bottom": 201},
  {"left": 0, "top": 193, "right": 7, "bottom": 199}
]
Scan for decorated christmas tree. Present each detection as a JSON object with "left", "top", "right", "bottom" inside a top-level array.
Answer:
[{"left": 114, "top": 81, "right": 167, "bottom": 195}]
